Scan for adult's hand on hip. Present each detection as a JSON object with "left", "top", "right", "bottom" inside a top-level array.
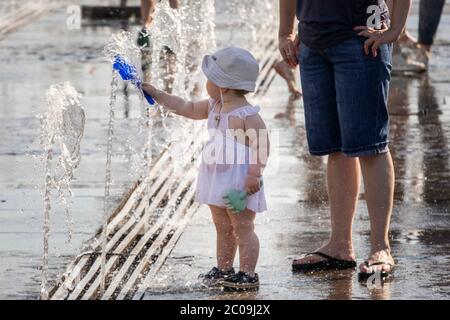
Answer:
[
  {"left": 279, "top": 34, "right": 299, "bottom": 67},
  {"left": 354, "top": 25, "right": 400, "bottom": 57}
]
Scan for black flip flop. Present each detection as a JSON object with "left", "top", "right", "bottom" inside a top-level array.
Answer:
[
  {"left": 358, "top": 261, "right": 394, "bottom": 281},
  {"left": 292, "top": 251, "right": 357, "bottom": 273}
]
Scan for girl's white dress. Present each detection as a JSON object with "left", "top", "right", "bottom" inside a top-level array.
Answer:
[{"left": 195, "top": 99, "right": 267, "bottom": 213}]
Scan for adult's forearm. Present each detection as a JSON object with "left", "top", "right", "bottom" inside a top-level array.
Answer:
[
  {"left": 390, "top": 0, "right": 412, "bottom": 35},
  {"left": 279, "top": 0, "right": 297, "bottom": 37}
]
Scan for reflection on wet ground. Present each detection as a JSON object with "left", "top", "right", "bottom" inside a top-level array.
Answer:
[{"left": 389, "top": 75, "right": 450, "bottom": 204}]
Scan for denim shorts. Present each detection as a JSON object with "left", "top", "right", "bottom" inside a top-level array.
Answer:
[{"left": 298, "top": 36, "right": 392, "bottom": 157}]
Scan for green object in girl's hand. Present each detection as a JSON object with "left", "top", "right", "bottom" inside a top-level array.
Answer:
[
  {"left": 223, "top": 189, "right": 248, "bottom": 214},
  {"left": 222, "top": 181, "right": 263, "bottom": 214}
]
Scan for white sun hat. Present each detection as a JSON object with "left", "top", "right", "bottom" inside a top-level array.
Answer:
[{"left": 202, "top": 46, "right": 259, "bottom": 92}]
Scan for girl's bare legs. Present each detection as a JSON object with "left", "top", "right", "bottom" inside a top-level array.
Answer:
[
  {"left": 209, "top": 205, "right": 237, "bottom": 271},
  {"left": 358, "top": 152, "right": 395, "bottom": 274},
  {"left": 227, "top": 209, "right": 259, "bottom": 276},
  {"left": 293, "top": 152, "right": 358, "bottom": 266}
]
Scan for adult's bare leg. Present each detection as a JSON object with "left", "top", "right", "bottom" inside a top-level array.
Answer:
[
  {"left": 358, "top": 152, "right": 395, "bottom": 274},
  {"left": 293, "top": 152, "right": 359, "bottom": 266}
]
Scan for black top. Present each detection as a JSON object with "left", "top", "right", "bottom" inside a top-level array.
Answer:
[{"left": 296, "top": 0, "right": 389, "bottom": 50}]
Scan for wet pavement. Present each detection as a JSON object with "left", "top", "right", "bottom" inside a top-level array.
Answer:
[{"left": 1, "top": 1, "right": 450, "bottom": 300}]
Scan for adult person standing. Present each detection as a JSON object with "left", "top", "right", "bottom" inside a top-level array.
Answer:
[{"left": 278, "top": 0, "right": 411, "bottom": 279}]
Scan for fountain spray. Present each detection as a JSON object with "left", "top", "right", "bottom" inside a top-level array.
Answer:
[
  {"left": 39, "top": 82, "right": 85, "bottom": 299},
  {"left": 101, "top": 30, "right": 150, "bottom": 295}
]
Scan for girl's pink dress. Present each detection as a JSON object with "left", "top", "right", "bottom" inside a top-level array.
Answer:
[{"left": 195, "top": 99, "right": 267, "bottom": 213}]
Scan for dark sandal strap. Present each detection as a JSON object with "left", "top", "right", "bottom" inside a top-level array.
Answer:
[
  {"left": 293, "top": 252, "right": 326, "bottom": 264},
  {"left": 293, "top": 251, "right": 355, "bottom": 265},
  {"left": 293, "top": 253, "right": 356, "bottom": 272},
  {"left": 366, "top": 260, "right": 394, "bottom": 267},
  {"left": 310, "top": 251, "right": 355, "bottom": 263},
  {"left": 310, "top": 251, "right": 337, "bottom": 261}
]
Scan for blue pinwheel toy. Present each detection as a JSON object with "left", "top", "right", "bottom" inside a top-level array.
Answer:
[{"left": 112, "top": 55, "right": 155, "bottom": 105}]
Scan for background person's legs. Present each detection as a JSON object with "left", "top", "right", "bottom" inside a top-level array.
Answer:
[
  {"left": 169, "top": 0, "right": 180, "bottom": 10},
  {"left": 140, "top": 0, "right": 180, "bottom": 28},
  {"left": 140, "top": 0, "right": 156, "bottom": 29},
  {"left": 358, "top": 152, "right": 395, "bottom": 274},
  {"left": 418, "top": 0, "right": 446, "bottom": 49},
  {"left": 273, "top": 60, "right": 302, "bottom": 100},
  {"left": 138, "top": 0, "right": 156, "bottom": 48},
  {"left": 394, "top": 0, "right": 446, "bottom": 72},
  {"left": 139, "top": 0, "right": 180, "bottom": 48},
  {"left": 392, "top": 41, "right": 427, "bottom": 74}
]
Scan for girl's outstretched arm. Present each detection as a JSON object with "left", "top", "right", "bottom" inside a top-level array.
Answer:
[{"left": 142, "top": 83, "right": 209, "bottom": 120}]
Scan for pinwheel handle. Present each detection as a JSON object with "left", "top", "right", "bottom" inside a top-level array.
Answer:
[
  {"left": 143, "top": 92, "right": 155, "bottom": 105},
  {"left": 113, "top": 56, "right": 155, "bottom": 106}
]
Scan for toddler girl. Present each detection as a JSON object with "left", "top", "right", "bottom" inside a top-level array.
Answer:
[{"left": 142, "top": 47, "right": 269, "bottom": 291}]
